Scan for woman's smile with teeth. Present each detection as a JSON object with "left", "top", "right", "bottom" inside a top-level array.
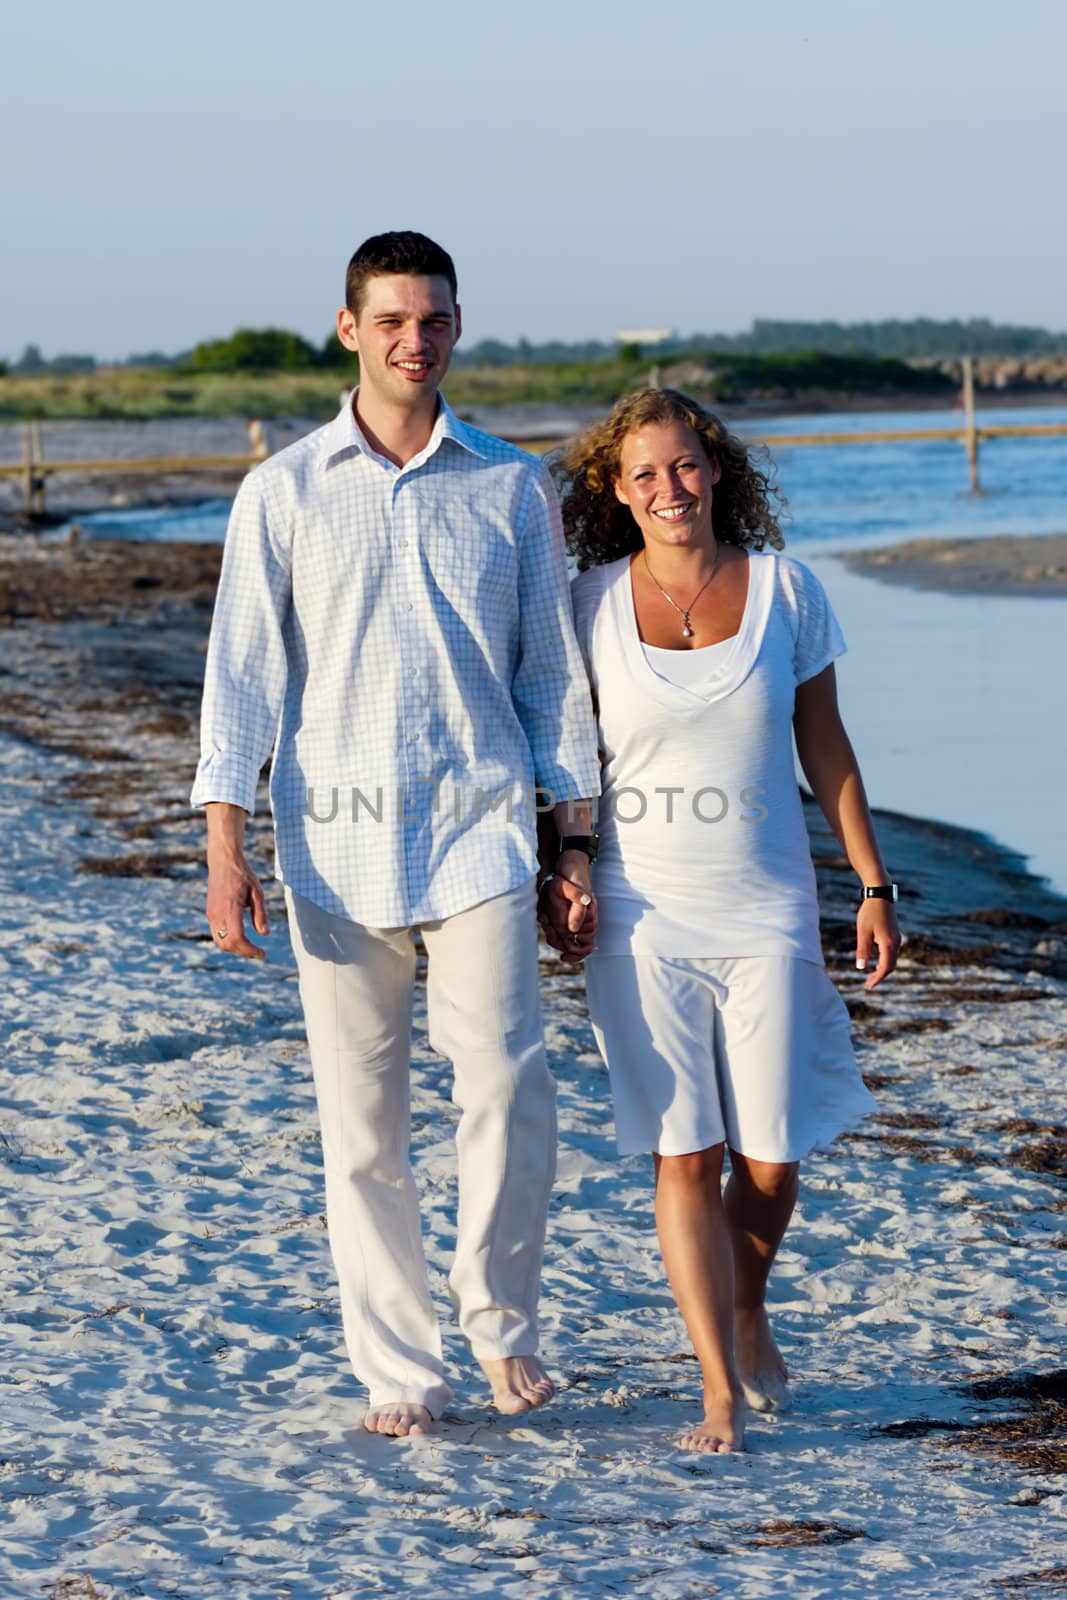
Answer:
[{"left": 654, "top": 503, "right": 694, "bottom": 521}]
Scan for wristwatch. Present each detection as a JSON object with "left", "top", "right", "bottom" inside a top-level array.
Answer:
[
  {"left": 863, "top": 884, "right": 898, "bottom": 901},
  {"left": 557, "top": 834, "right": 600, "bottom": 863}
]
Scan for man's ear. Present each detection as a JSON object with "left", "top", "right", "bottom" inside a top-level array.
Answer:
[
  {"left": 337, "top": 306, "right": 359, "bottom": 354},
  {"left": 454, "top": 302, "right": 462, "bottom": 343}
]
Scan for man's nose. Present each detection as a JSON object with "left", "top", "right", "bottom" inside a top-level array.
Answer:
[{"left": 402, "top": 320, "right": 430, "bottom": 350}]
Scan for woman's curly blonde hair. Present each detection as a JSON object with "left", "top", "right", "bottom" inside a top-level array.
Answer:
[{"left": 554, "top": 389, "right": 786, "bottom": 569}]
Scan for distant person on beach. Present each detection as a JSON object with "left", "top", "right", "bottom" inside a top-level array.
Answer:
[
  {"left": 191, "top": 231, "right": 600, "bottom": 1436},
  {"left": 557, "top": 389, "right": 900, "bottom": 1453}
]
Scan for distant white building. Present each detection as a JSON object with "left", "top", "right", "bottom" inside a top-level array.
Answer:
[{"left": 614, "top": 328, "right": 674, "bottom": 346}]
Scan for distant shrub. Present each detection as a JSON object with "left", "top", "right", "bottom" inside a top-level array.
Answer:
[
  {"left": 701, "top": 350, "right": 952, "bottom": 395},
  {"left": 319, "top": 331, "right": 358, "bottom": 370},
  {"left": 183, "top": 328, "right": 321, "bottom": 374}
]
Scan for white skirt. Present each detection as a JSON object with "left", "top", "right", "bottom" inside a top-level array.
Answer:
[{"left": 584, "top": 953, "right": 875, "bottom": 1161}]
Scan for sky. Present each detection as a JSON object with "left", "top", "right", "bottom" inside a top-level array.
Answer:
[{"left": 5, "top": 0, "right": 1066, "bottom": 361}]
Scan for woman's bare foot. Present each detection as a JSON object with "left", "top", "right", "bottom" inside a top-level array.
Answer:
[
  {"left": 734, "top": 1305, "right": 790, "bottom": 1412},
  {"left": 363, "top": 1402, "right": 434, "bottom": 1437},
  {"left": 678, "top": 1391, "right": 746, "bottom": 1453},
  {"left": 478, "top": 1355, "right": 555, "bottom": 1415}
]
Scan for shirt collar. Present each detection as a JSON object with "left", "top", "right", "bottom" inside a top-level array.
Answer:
[{"left": 318, "top": 390, "right": 488, "bottom": 469}]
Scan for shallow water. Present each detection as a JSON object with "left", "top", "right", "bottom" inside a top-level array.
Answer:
[
  {"left": 808, "top": 555, "right": 1067, "bottom": 894},
  {"left": 755, "top": 402, "right": 1067, "bottom": 548}
]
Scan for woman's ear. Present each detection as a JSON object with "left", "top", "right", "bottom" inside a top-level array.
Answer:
[
  {"left": 612, "top": 477, "right": 629, "bottom": 506},
  {"left": 708, "top": 455, "right": 723, "bottom": 486}
]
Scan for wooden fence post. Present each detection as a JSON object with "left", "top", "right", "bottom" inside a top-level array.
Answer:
[
  {"left": 22, "top": 425, "right": 34, "bottom": 514},
  {"left": 962, "top": 356, "right": 980, "bottom": 493}
]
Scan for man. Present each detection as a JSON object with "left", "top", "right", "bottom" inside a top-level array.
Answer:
[{"left": 191, "top": 231, "right": 600, "bottom": 1436}]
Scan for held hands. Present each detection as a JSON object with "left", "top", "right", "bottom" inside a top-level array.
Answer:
[
  {"left": 855, "top": 897, "right": 901, "bottom": 990},
  {"left": 206, "top": 848, "right": 270, "bottom": 960},
  {"left": 538, "top": 850, "right": 598, "bottom": 963}
]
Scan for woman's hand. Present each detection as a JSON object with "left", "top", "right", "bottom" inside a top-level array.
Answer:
[
  {"left": 538, "top": 852, "right": 598, "bottom": 963},
  {"left": 855, "top": 898, "right": 901, "bottom": 990}
]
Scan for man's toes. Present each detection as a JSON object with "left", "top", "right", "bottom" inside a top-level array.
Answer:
[{"left": 496, "top": 1392, "right": 532, "bottom": 1415}]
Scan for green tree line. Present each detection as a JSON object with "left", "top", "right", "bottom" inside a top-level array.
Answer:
[{"left": 5, "top": 317, "right": 1065, "bottom": 378}]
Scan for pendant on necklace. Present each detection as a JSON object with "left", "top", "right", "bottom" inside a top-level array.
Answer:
[{"left": 682, "top": 620, "right": 694, "bottom": 638}]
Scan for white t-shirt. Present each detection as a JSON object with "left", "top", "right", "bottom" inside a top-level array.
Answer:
[{"left": 570, "top": 550, "right": 846, "bottom": 961}]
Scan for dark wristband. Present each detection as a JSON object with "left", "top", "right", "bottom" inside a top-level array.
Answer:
[{"left": 557, "top": 834, "right": 600, "bottom": 863}]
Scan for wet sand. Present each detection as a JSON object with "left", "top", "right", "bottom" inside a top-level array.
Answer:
[{"left": 841, "top": 533, "right": 1067, "bottom": 597}]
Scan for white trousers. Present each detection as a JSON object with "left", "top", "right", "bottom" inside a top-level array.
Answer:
[{"left": 285, "top": 878, "right": 555, "bottom": 1415}]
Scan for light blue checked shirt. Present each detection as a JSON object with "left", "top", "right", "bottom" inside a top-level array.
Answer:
[{"left": 191, "top": 396, "right": 600, "bottom": 927}]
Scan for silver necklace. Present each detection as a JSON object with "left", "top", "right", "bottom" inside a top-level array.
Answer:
[{"left": 642, "top": 545, "right": 722, "bottom": 638}]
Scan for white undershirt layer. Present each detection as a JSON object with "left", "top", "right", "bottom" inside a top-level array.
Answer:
[
  {"left": 641, "top": 637, "right": 734, "bottom": 687},
  {"left": 571, "top": 551, "right": 847, "bottom": 961}
]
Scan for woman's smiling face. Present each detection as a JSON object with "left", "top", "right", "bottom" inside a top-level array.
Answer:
[{"left": 613, "top": 420, "right": 721, "bottom": 551}]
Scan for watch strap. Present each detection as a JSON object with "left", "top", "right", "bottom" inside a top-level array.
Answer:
[
  {"left": 863, "top": 884, "right": 898, "bottom": 901},
  {"left": 558, "top": 834, "right": 600, "bottom": 863}
]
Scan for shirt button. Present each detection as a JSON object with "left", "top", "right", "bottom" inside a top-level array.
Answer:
[
  {"left": 397, "top": 538, "right": 408, "bottom": 548},
  {"left": 409, "top": 668, "right": 418, "bottom": 678},
  {"left": 404, "top": 602, "right": 414, "bottom": 612}
]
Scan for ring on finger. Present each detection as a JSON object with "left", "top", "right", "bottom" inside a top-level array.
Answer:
[{"left": 215, "top": 928, "right": 229, "bottom": 940}]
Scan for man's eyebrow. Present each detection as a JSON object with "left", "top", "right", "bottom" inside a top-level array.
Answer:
[{"left": 371, "top": 308, "right": 453, "bottom": 321}]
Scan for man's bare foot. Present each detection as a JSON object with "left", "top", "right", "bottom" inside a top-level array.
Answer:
[
  {"left": 363, "top": 1402, "right": 434, "bottom": 1437},
  {"left": 478, "top": 1355, "right": 555, "bottom": 1415},
  {"left": 678, "top": 1391, "right": 746, "bottom": 1454},
  {"left": 734, "top": 1305, "right": 790, "bottom": 1413}
]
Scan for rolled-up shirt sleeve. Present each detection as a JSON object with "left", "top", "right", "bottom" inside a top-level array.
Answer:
[
  {"left": 190, "top": 471, "right": 292, "bottom": 815},
  {"left": 511, "top": 464, "right": 601, "bottom": 806}
]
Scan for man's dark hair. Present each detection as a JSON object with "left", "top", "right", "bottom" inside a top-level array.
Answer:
[{"left": 345, "top": 231, "right": 458, "bottom": 317}]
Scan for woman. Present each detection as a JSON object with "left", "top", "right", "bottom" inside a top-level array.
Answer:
[{"left": 554, "top": 389, "right": 900, "bottom": 1454}]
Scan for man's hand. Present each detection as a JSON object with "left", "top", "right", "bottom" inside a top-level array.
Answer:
[
  {"left": 855, "top": 899, "right": 901, "bottom": 991},
  {"left": 205, "top": 802, "right": 269, "bottom": 959},
  {"left": 538, "top": 849, "right": 598, "bottom": 963}
]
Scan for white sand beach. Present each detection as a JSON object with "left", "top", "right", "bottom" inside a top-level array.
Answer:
[{"left": 2, "top": 534, "right": 1067, "bottom": 1598}]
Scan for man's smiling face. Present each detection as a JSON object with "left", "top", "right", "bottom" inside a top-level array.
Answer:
[{"left": 338, "top": 274, "right": 461, "bottom": 410}]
